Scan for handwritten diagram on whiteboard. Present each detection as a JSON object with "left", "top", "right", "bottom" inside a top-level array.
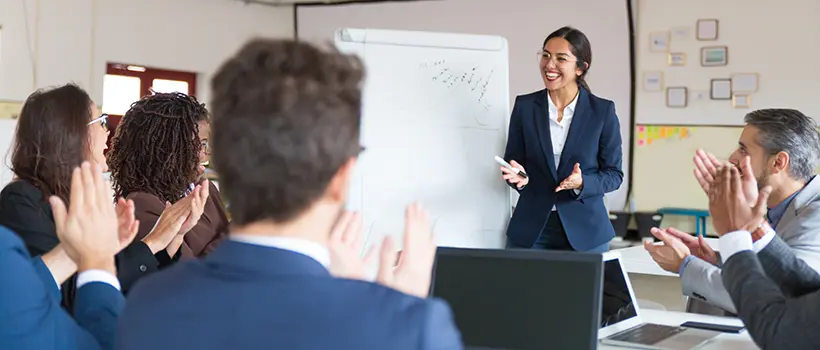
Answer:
[{"left": 336, "top": 28, "right": 511, "bottom": 251}]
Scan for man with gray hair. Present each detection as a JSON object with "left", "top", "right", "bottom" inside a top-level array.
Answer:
[{"left": 644, "top": 108, "right": 820, "bottom": 313}]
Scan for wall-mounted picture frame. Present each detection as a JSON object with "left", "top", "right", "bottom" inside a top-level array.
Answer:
[
  {"left": 649, "top": 31, "right": 670, "bottom": 52},
  {"left": 666, "top": 87, "right": 688, "bottom": 108},
  {"left": 668, "top": 52, "right": 686, "bottom": 66},
  {"left": 732, "top": 94, "right": 751, "bottom": 108},
  {"left": 643, "top": 71, "right": 664, "bottom": 91},
  {"left": 710, "top": 78, "right": 732, "bottom": 100},
  {"left": 731, "top": 73, "right": 759, "bottom": 92},
  {"left": 701, "top": 46, "right": 728, "bottom": 66},
  {"left": 697, "top": 19, "right": 719, "bottom": 40}
]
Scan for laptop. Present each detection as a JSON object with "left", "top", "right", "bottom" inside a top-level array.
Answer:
[
  {"left": 430, "top": 247, "right": 604, "bottom": 350},
  {"left": 598, "top": 251, "right": 720, "bottom": 349}
]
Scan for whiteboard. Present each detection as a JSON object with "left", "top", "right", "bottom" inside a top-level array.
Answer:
[{"left": 335, "top": 28, "right": 510, "bottom": 250}]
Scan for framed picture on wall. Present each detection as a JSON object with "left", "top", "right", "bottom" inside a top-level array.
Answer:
[
  {"left": 649, "top": 31, "right": 670, "bottom": 52},
  {"left": 666, "top": 87, "right": 688, "bottom": 108},
  {"left": 701, "top": 46, "right": 728, "bottom": 66},
  {"left": 731, "top": 73, "right": 759, "bottom": 92},
  {"left": 643, "top": 71, "right": 664, "bottom": 91},
  {"left": 710, "top": 79, "right": 732, "bottom": 100},
  {"left": 697, "top": 19, "right": 719, "bottom": 40},
  {"left": 732, "top": 94, "right": 751, "bottom": 108},
  {"left": 668, "top": 52, "right": 686, "bottom": 66}
]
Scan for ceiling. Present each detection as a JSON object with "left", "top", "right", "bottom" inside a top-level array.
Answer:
[{"left": 236, "top": 0, "right": 397, "bottom": 6}]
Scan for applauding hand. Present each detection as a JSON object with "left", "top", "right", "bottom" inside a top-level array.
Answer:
[
  {"left": 708, "top": 164, "right": 771, "bottom": 236},
  {"left": 377, "top": 203, "right": 437, "bottom": 298},
  {"left": 328, "top": 211, "right": 377, "bottom": 280},
  {"left": 49, "top": 162, "right": 120, "bottom": 274},
  {"left": 662, "top": 227, "right": 718, "bottom": 265}
]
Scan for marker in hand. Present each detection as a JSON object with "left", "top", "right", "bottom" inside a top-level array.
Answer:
[{"left": 495, "top": 156, "right": 528, "bottom": 179}]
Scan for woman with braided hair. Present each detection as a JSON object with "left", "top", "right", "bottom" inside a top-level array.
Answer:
[{"left": 107, "top": 92, "right": 229, "bottom": 258}]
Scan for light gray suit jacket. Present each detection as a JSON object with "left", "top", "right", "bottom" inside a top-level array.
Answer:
[
  {"left": 723, "top": 235, "right": 820, "bottom": 349},
  {"left": 681, "top": 175, "right": 820, "bottom": 313}
]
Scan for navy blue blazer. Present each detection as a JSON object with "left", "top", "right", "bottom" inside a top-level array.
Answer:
[
  {"left": 117, "top": 240, "right": 463, "bottom": 350},
  {"left": 503, "top": 87, "right": 623, "bottom": 251},
  {"left": 0, "top": 226, "right": 124, "bottom": 350}
]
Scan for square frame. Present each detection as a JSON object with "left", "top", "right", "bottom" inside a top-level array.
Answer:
[
  {"left": 649, "top": 31, "right": 670, "bottom": 52},
  {"left": 732, "top": 94, "right": 751, "bottom": 108},
  {"left": 731, "top": 73, "right": 759, "bottom": 92},
  {"left": 668, "top": 52, "right": 686, "bottom": 66},
  {"left": 710, "top": 78, "right": 732, "bottom": 100},
  {"left": 697, "top": 19, "right": 719, "bottom": 41},
  {"left": 701, "top": 46, "right": 728, "bottom": 67},
  {"left": 666, "top": 87, "right": 688, "bottom": 108},
  {"left": 643, "top": 71, "right": 664, "bottom": 91}
]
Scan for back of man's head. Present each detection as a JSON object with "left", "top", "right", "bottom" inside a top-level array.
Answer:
[
  {"left": 744, "top": 109, "right": 820, "bottom": 182},
  {"left": 209, "top": 39, "right": 365, "bottom": 225}
]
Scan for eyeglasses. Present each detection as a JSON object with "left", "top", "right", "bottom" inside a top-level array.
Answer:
[
  {"left": 201, "top": 140, "right": 210, "bottom": 154},
  {"left": 88, "top": 114, "right": 109, "bottom": 131},
  {"left": 537, "top": 50, "right": 577, "bottom": 66}
]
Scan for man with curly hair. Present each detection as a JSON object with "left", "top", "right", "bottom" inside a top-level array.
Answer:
[{"left": 106, "top": 92, "right": 229, "bottom": 258}]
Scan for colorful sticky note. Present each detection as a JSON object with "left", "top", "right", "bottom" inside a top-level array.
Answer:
[
  {"left": 673, "top": 127, "right": 680, "bottom": 135},
  {"left": 660, "top": 127, "right": 667, "bottom": 138},
  {"left": 638, "top": 126, "right": 645, "bottom": 132},
  {"left": 681, "top": 128, "right": 688, "bottom": 138},
  {"left": 647, "top": 138, "right": 654, "bottom": 145},
  {"left": 638, "top": 139, "right": 645, "bottom": 146}
]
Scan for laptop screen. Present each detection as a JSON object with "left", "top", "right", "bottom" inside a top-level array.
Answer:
[
  {"left": 600, "top": 257, "right": 639, "bottom": 328},
  {"left": 431, "top": 248, "right": 602, "bottom": 350}
]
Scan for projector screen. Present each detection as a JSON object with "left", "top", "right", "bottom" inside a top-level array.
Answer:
[{"left": 297, "top": 0, "right": 632, "bottom": 211}]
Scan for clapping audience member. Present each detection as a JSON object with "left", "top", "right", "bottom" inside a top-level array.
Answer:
[
  {"left": 645, "top": 109, "right": 820, "bottom": 313},
  {"left": 106, "top": 92, "right": 228, "bottom": 258},
  {"left": 705, "top": 161, "right": 820, "bottom": 349},
  {"left": 117, "top": 38, "right": 462, "bottom": 350}
]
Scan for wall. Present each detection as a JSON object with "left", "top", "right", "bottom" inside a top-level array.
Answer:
[
  {"left": 297, "top": 0, "right": 633, "bottom": 211},
  {"left": 633, "top": 0, "right": 820, "bottom": 233},
  {"left": 0, "top": 0, "right": 294, "bottom": 104},
  {"left": 635, "top": 0, "right": 820, "bottom": 126}
]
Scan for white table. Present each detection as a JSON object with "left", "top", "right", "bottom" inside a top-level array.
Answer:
[{"left": 598, "top": 309, "right": 758, "bottom": 349}]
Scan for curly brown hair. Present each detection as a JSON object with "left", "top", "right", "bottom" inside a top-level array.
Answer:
[
  {"left": 209, "top": 39, "right": 364, "bottom": 225},
  {"left": 107, "top": 92, "right": 208, "bottom": 203}
]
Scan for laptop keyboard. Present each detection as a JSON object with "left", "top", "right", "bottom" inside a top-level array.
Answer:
[{"left": 607, "top": 323, "right": 687, "bottom": 345}]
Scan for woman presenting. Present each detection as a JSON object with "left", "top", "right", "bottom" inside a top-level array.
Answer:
[{"left": 501, "top": 26, "right": 623, "bottom": 253}]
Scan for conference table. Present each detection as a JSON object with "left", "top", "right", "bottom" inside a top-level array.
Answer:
[{"left": 606, "top": 240, "right": 759, "bottom": 349}]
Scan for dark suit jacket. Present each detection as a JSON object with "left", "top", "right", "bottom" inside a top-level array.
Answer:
[
  {"left": 0, "top": 180, "right": 174, "bottom": 310},
  {"left": 0, "top": 226, "right": 124, "bottom": 350},
  {"left": 117, "top": 240, "right": 463, "bottom": 350},
  {"left": 503, "top": 87, "right": 623, "bottom": 250},
  {"left": 127, "top": 182, "right": 229, "bottom": 258},
  {"left": 722, "top": 235, "right": 820, "bottom": 349}
]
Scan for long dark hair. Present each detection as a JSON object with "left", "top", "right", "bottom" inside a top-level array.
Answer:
[
  {"left": 107, "top": 92, "right": 208, "bottom": 204},
  {"left": 11, "top": 84, "right": 93, "bottom": 203},
  {"left": 544, "top": 26, "right": 593, "bottom": 92}
]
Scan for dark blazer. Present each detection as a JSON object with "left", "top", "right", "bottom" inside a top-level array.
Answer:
[
  {"left": 127, "top": 182, "right": 229, "bottom": 258},
  {"left": 0, "top": 180, "right": 175, "bottom": 310},
  {"left": 503, "top": 87, "right": 623, "bottom": 250},
  {"left": 117, "top": 240, "right": 463, "bottom": 350},
  {"left": 0, "top": 226, "right": 124, "bottom": 350},
  {"left": 722, "top": 235, "right": 820, "bottom": 349}
]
